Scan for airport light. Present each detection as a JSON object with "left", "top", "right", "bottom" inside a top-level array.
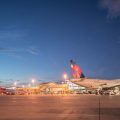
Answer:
[
  {"left": 13, "top": 82, "right": 17, "bottom": 86},
  {"left": 61, "top": 81, "right": 64, "bottom": 84},
  {"left": 63, "top": 73, "right": 68, "bottom": 80},
  {"left": 31, "top": 79, "right": 36, "bottom": 87},
  {"left": 31, "top": 79, "right": 35, "bottom": 83},
  {"left": 63, "top": 73, "right": 69, "bottom": 84}
]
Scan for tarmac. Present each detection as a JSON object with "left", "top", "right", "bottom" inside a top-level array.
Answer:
[{"left": 0, "top": 95, "right": 120, "bottom": 120}]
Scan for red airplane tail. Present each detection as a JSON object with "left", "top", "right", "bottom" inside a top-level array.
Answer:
[{"left": 70, "top": 60, "right": 85, "bottom": 79}]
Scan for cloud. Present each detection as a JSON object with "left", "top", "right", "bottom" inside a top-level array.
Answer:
[
  {"left": 0, "top": 27, "right": 26, "bottom": 39},
  {"left": 100, "top": 0, "right": 120, "bottom": 18},
  {"left": 0, "top": 48, "right": 22, "bottom": 59},
  {"left": 26, "top": 47, "right": 39, "bottom": 55},
  {"left": 0, "top": 47, "right": 39, "bottom": 57},
  {"left": 0, "top": 47, "right": 15, "bottom": 52}
]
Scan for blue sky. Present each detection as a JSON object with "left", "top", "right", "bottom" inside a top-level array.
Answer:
[{"left": 0, "top": 0, "right": 120, "bottom": 85}]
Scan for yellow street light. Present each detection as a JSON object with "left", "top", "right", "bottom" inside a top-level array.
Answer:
[
  {"left": 63, "top": 73, "right": 69, "bottom": 84},
  {"left": 31, "top": 79, "right": 36, "bottom": 87},
  {"left": 31, "top": 79, "right": 35, "bottom": 83},
  {"left": 63, "top": 73, "right": 68, "bottom": 80}
]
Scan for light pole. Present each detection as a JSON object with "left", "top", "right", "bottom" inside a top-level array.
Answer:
[
  {"left": 63, "top": 73, "right": 68, "bottom": 84},
  {"left": 31, "top": 79, "right": 35, "bottom": 87}
]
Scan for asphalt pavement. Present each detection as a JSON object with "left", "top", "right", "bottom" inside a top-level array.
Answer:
[{"left": 0, "top": 95, "right": 120, "bottom": 120}]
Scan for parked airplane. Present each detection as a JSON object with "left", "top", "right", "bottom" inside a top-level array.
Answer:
[{"left": 69, "top": 60, "right": 120, "bottom": 90}]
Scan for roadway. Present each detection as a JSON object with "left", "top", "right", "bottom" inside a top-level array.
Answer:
[{"left": 0, "top": 95, "right": 120, "bottom": 120}]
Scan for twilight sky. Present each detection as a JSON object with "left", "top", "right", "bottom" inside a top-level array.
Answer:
[{"left": 0, "top": 0, "right": 120, "bottom": 85}]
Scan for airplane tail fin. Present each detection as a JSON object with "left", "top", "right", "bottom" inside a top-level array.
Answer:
[{"left": 70, "top": 59, "right": 85, "bottom": 79}]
